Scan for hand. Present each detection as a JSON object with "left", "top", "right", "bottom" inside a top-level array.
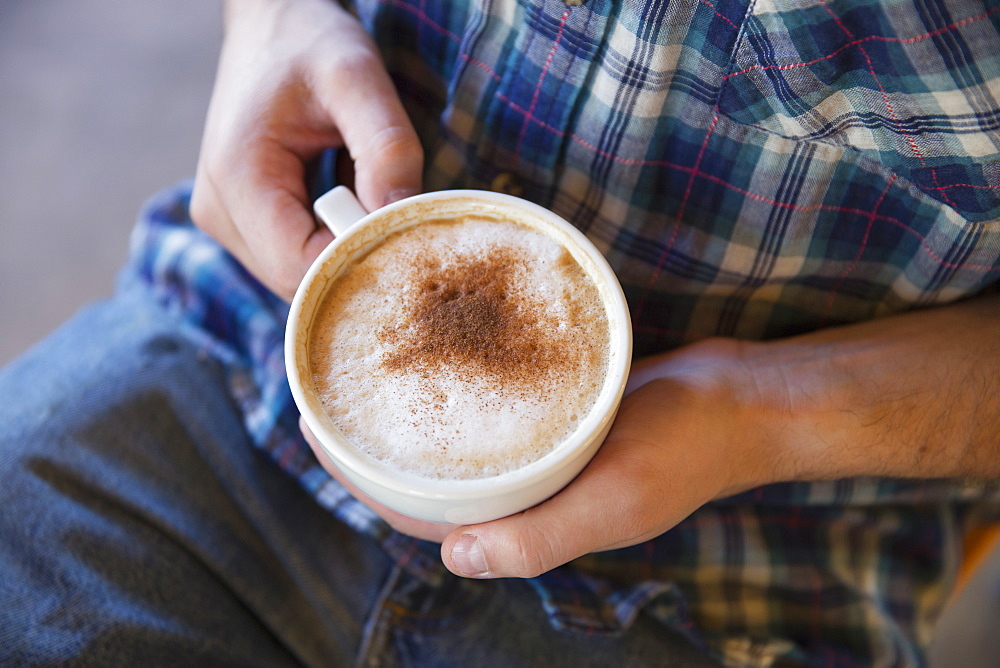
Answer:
[
  {"left": 301, "top": 338, "right": 789, "bottom": 575},
  {"left": 301, "top": 285, "right": 999, "bottom": 580},
  {"left": 439, "top": 338, "right": 785, "bottom": 578},
  {"left": 190, "top": 0, "right": 423, "bottom": 300},
  {"left": 300, "top": 417, "right": 455, "bottom": 543},
  {"left": 435, "top": 296, "right": 1000, "bottom": 578}
]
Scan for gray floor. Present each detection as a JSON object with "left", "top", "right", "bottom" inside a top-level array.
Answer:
[{"left": 1, "top": 1, "right": 997, "bottom": 665}]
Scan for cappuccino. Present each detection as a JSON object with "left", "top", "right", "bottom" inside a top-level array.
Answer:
[{"left": 309, "top": 211, "right": 611, "bottom": 480}]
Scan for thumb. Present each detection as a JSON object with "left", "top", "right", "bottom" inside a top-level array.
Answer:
[
  {"left": 439, "top": 457, "right": 651, "bottom": 579},
  {"left": 442, "top": 518, "right": 581, "bottom": 580}
]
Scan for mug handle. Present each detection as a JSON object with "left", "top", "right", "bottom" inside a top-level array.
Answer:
[{"left": 313, "top": 186, "right": 369, "bottom": 236}]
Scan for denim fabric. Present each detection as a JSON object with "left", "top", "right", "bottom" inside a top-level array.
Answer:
[
  {"left": 0, "top": 286, "right": 715, "bottom": 666},
  {"left": 0, "top": 287, "right": 386, "bottom": 665}
]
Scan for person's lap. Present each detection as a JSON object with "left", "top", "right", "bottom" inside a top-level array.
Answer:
[
  {"left": 0, "top": 286, "right": 716, "bottom": 666},
  {"left": 0, "top": 286, "right": 392, "bottom": 664}
]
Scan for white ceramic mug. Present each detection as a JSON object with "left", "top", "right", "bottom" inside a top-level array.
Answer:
[{"left": 285, "top": 187, "right": 632, "bottom": 524}]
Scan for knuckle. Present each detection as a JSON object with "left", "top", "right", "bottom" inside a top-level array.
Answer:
[
  {"left": 364, "top": 124, "right": 423, "bottom": 164},
  {"left": 263, "top": 259, "right": 305, "bottom": 300},
  {"left": 189, "top": 180, "right": 218, "bottom": 232},
  {"left": 508, "top": 524, "right": 559, "bottom": 579},
  {"left": 190, "top": 160, "right": 233, "bottom": 235},
  {"left": 188, "top": 190, "right": 211, "bottom": 230},
  {"left": 325, "top": 46, "right": 385, "bottom": 88},
  {"left": 612, "top": 455, "right": 673, "bottom": 542}
]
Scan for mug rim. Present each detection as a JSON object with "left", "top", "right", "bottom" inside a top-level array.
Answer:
[{"left": 285, "top": 189, "right": 632, "bottom": 505}]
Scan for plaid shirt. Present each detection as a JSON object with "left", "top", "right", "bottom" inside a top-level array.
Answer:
[{"left": 125, "top": 1, "right": 1000, "bottom": 665}]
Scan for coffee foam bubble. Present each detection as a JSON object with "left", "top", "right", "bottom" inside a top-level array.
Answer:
[{"left": 309, "top": 214, "right": 609, "bottom": 480}]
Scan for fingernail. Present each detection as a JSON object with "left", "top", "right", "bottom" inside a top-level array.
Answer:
[
  {"left": 451, "top": 533, "right": 489, "bottom": 577},
  {"left": 385, "top": 188, "right": 419, "bottom": 206}
]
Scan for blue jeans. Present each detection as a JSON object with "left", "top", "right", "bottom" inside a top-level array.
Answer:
[{"left": 0, "top": 286, "right": 715, "bottom": 666}]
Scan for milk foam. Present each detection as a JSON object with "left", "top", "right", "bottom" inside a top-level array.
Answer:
[{"left": 310, "top": 214, "right": 610, "bottom": 480}]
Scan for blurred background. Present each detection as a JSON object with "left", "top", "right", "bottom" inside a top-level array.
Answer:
[
  {"left": 0, "top": 1, "right": 997, "bottom": 665},
  {"left": 0, "top": 0, "right": 221, "bottom": 364}
]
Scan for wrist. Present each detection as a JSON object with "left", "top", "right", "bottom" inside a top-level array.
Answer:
[
  {"left": 735, "top": 338, "right": 853, "bottom": 485},
  {"left": 223, "top": 0, "right": 347, "bottom": 33},
  {"left": 716, "top": 340, "right": 808, "bottom": 494},
  {"left": 637, "top": 338, "right": 804, "bottom": 498},
  {"left": 650, "top": 336, "right": 871, "bottom": 496},
  {"left": 735, "top": 332, "right": 919, "bottom": 486}
]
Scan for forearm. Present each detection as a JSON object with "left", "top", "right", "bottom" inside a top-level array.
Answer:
[{"left": 747, "top": 294, "right": 1000, "bottom": 483}]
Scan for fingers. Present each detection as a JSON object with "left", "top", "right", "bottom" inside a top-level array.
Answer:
[
  {"left": 311, "top": 39, "right": 424, "bottom": 212},
  {"left": 440, "top": 438, "right": 665, "bottom": 579},
  {"left": 438, "top": 374, "right": 744, "bottom": 579},
  {"left": 190, "top": 0, "right": 422, "bottom": 299},
  {"left": 298, "top": 418, "right": 454, "bottom": 543},
  {"left": 192, "top": 148, "right": 335, "bottom": 299}
]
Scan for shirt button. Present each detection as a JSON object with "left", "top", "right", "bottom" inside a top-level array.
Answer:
[
  {"left": 960, "top": 479, "right": 985, "bottom": 495},
  {"left": 490, "top": 172, "right": 524, "bottom": 197}
]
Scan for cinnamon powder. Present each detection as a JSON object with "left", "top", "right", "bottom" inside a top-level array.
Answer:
[{"left": 379, "top": 248, "right": 568, "bottom": 387}]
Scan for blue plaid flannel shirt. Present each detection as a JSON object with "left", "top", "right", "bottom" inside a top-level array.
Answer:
[{"left": 124, "top": 1, "right": 1000, "bottom": 665}]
